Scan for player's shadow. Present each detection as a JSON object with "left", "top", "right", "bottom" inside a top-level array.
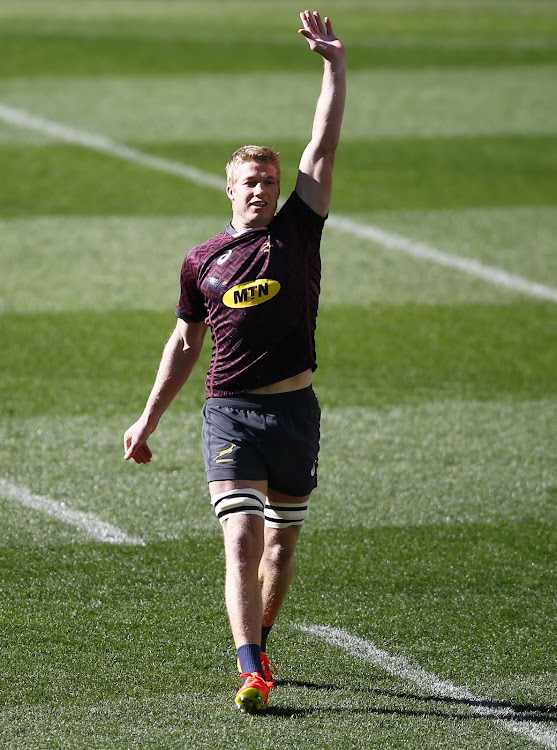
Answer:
[{"left": 267, "top": 679, "right": 557, "bottom": 722}]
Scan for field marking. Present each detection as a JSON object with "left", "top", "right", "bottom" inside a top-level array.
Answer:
[
  {"left": 0, "top": 102, "right": 224, "bottom": 191},
  {"left": 327, "top": 214, "right": 557, "bottom": 303},
  {"left": 297, "top": 624, "right": 557, "bottom": 749},
  {"left": 0, "top": 478, "right": 145, "bottom": 545},
  {"left": 1, "top": 101, "right": 557, "bottom": 303}
]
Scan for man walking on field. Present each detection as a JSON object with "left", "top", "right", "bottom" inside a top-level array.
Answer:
[{"left": 124, "top": 9, "right": 346, "bottom": 714}]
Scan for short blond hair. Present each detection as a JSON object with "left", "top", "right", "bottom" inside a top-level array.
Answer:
[{"left": 225, "top": 145, "right": 281, "bottom": 188}]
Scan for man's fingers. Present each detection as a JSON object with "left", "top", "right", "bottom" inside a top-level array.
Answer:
[
  {"left": 124, "top": 443, "right": 137, "bottom": 461},
  {"left": 312, "top": 10, "right": 325, "bottom": 34},
  {"left": 299, "top": 10, "right": 336, "bottom": 45},
  {"left": 124, "top": 445, "right": 137, "bottom": 461},
  {"left": 300, "top": 9, "right": 323, "bottom": 33},
  {"left": 124, "top": 434, "right": 152, "bottom": 463},
  {"left": 126, "top": 445, "right": 152, "bottom": 464}
]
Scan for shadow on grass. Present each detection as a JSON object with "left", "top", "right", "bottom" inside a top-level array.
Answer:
[{"left": 269, "top": 680, "right": 557, "bottom": 723}]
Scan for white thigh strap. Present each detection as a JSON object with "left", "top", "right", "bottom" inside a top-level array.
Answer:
[
  {"left": 264, "top": 498, "right": 310, "bottom": 528},
  {"left": 211, "top": 488, "right": 266, "bottom": 525}
]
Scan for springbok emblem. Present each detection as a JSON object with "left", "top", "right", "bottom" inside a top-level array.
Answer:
[{"left": 215, "top": 443, "right": 237, "bottom": 462}]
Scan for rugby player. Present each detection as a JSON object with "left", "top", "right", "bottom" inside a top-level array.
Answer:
[{"left": 124, "top": 9, "right": 346, "bottom": 714}]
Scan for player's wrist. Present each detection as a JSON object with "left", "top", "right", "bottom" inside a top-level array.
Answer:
[{"left": 139, "top": 409, "right": 160, "bottom": 434}]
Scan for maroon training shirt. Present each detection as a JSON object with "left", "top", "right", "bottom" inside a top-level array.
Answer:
[{"left": 176, "top": 191, "right": 326, "bottom": 397}]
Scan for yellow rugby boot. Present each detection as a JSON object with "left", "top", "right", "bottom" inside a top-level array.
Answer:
[{"left": 235, "top": 672, "right": 271, "bottom": 714}]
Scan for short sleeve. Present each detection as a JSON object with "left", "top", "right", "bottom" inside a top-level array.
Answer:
[{"left": 175, "top": 252, "right": 207, "bottom": 323}]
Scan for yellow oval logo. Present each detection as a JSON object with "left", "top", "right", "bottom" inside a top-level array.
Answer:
[{"left": 223, "top": 279, "right": 281, "bottom": 308}]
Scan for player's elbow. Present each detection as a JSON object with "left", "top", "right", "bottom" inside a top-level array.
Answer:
[
  {"left": 181, "top": 322, "right": 207, "bottom": 358},
  {"left": 312, "top": 139, "right": 338, "bottom": 164}
]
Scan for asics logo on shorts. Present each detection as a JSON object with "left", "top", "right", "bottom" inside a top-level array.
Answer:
[{"left": 215, "top": 442, "right": 237, "bottom": 463}]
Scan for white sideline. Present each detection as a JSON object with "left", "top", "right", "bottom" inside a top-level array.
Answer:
[
  {"left": 328, "top": 214, "right": 557, "bottom": 303},
  {"left": 0, "top": 478, "right": 145, "bottom": 545},
  {"left": 0, "top": 103, "right": 225, "bottom": 191},
  {"left": 297, "top": 624, "right": 557, "bottom": 749},
  {"left": 2, "top": 102, "right": 557, "bottom": 303}
]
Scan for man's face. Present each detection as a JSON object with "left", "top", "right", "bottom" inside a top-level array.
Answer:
[{"left": 226, "top": 160, "right": 280, "bottom": 230}]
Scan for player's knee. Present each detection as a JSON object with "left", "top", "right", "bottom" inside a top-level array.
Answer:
[
  {"left": 263, "top": 533, "right": 297, "bottom": 570},
  {"left": 264, "top": 498, "right": 310, "bottom": 529}
]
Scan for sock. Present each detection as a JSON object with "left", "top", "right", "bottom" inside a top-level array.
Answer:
[
  {"left": 261, "top": 625, "right": 273, "bottom": 654},
  {"left": 237, "top": 643, "right": 264, "bottom": 682}
]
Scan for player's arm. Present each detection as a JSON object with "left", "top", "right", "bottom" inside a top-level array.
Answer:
[
  {"left": 296, "top": 10, "right": 346, "bottom": 218},
  {"left": 123, "top": 318, "right": 207, "bottom": 464}
]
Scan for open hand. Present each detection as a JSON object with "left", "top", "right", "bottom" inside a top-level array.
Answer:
[{"left": 298, "top": 10, "right": 345, "bottom": 61}]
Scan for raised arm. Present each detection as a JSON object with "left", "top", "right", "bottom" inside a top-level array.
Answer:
[
  {"left": 123, "top": 318, "right": 207, "bottom": 463},
  {"left": 296, "top": 10, "right": 346, "bottom": 217}
]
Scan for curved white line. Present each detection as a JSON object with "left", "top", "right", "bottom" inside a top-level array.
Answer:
[{"left": 0, "top": 478, "right": 145, "bottom": 545}]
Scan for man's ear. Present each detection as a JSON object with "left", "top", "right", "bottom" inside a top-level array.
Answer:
[{"left": 226, "top": 184, "right": 234, "bottom": 200}]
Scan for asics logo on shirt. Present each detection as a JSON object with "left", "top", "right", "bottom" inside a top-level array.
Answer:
[
  {"left": 217, "top": 248, "right": 233, "bottom": 265},
  {"left": 223, "top": 279, "right": 281, "bottom": 308}
]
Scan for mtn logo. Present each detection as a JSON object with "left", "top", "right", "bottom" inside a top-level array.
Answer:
[{"left": 222, "top": 279, "right": 281, "bottom": 308}]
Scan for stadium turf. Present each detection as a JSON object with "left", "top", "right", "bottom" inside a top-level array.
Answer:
[{"left": 0, "top": 1, "right": 555, "bottom": 748}]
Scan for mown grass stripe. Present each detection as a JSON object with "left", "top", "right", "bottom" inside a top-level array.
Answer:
[
  {"left": 0, "top": 478, "right": 145, "bottom": 545},
  {"left": 328, "top": 214, "right": 557, "bottom": 302},
  {"left": 0, "top": 102, "right": 224, "bottom": 191},
  {"left": 1, "top": 101, "right": 556, "bottom": 303},
  {"left": 297, "top": 624, "right": 557, "bottom": 749}
]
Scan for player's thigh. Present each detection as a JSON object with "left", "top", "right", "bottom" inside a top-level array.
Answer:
[
  {"left": 264, "top": 489, "right": 311, "bottom": 550},
  {"left": 209, "top": 478, "right": 268, "bottom": 497},
  {"left": 209, "top": 478, "right": 269, "bottom": 534}
]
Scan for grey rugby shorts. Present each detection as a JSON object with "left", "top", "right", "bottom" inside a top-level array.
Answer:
[{"left": 201, "top": 386, "right": 320, "bottom": 497}]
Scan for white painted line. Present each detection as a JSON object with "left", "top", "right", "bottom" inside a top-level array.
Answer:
[
  {"left": 0, "top": 478, "right": 145, "bottom": 545},
  {"left": 1, "top": 102, "right": 557, "bottom": 303},
  {"left": 297, "top": 624, "right": 557, "bottom": 749},
  {"left": 0, "top": 102, "right": 225, "bottom": 191},
  {"left": 328, "top": 214, "right": 557, "bottom": 303}
]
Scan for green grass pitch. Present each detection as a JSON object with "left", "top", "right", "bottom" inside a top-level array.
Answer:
[{"left": 0, "top": 1, "right": 556, "bottom": 748}]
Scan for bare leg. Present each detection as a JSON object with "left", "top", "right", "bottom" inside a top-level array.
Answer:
[
  {"left": 259, "top": 490, "right": 310, "bottom": 629},
  {"left": 222, "top": 512, "right": 265, "bottom": 646},
  {"left": 210, "top": 479, "right": 268, "bottom": 647}
]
